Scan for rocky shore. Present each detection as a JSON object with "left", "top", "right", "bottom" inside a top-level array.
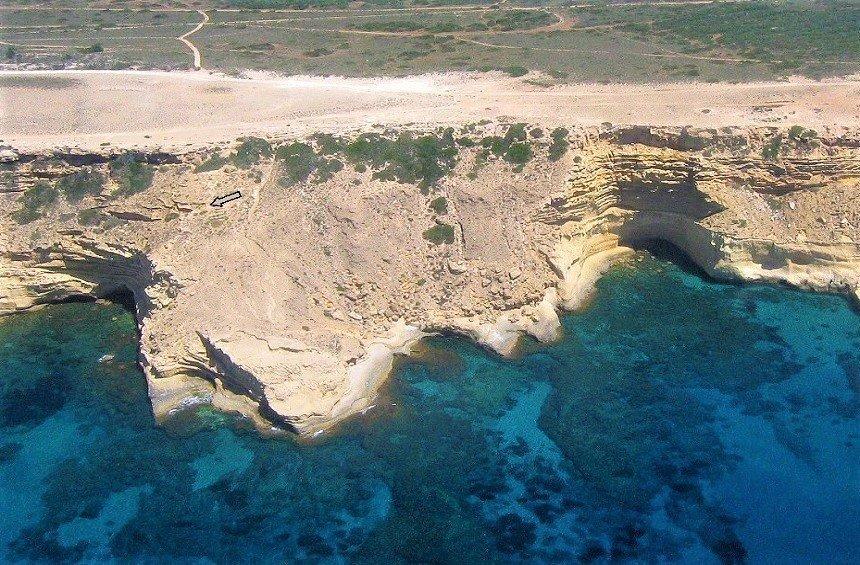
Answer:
[{"left": 1, "top": 124, "right": 858, "bottom": 436}]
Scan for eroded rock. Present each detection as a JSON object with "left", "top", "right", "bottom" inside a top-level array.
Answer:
[{"left": 2, "top": 125, "right": 858, "bottom": 435}]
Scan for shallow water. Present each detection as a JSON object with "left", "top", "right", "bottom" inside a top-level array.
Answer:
[{"left": 0, "top": 253, "right": 858, "bottom": 563}]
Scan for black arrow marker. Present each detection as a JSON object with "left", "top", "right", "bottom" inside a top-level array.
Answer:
[{"left": 210, "top": 191, "right": 242, "bottom": 207}]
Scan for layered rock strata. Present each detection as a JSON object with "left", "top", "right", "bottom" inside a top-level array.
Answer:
[{"left": 2, "top": 125, "right": 858, "bottom": 435}]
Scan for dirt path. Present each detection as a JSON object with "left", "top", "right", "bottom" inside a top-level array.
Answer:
[
  {"left": 457, "top": 36, "right": 771, "bottom": 64},
  {"left": 177, "top": 9, "right": 208, "bottom": 70},
  {"left": 459, "top": 31, "right": 860, "bottom": 67},
  {"left": 1, "top": 70, "right": 858, "bottom": 152},
  {"left": 5, "top": 2, "right": 852, "bottom": 70}
]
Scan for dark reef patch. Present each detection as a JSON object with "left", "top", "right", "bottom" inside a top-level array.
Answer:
[
  {"left": 0, "top": 253, "right": 858, "bottom": 562},
  {"left": 0, "top": 371, "right": 70, "bottom": 427}
]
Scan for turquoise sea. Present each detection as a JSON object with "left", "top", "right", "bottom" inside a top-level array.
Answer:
[{"left": 0, "top": 251, "right": 858, "bottom": 563}]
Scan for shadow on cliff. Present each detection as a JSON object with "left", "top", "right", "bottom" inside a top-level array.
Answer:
[
  {"left": 48, "top": 286, "right": 137, "bottom": 317},
  {"left": 620, "top": 229, "right": 860, "bottom": 315},
  {"left": 622, "top": 238, "right": 720, "bottom": 284}
]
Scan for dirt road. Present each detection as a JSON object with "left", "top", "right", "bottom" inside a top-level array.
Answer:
[
  {"left": 1, "top": 70, "right": 858, "bottom": 151},
  {"left": 177, "top": 10, "right": 209, "bottom": 70}
]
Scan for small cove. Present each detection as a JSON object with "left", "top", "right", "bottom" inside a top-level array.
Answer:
[{"left": 0, "top": 251, "right": 857, "bottom": 563}]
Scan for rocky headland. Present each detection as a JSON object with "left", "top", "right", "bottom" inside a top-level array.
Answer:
[{"left": 2, "top": 124, "right": 858, "bottom": 436}]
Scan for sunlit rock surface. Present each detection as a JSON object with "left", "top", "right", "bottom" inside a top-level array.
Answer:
[{"left": 2, "top": 125, "right": 859, "bottom": 433}]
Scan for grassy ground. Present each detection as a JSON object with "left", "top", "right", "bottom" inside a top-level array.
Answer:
[{"left": 1, "top": 1, "right": 857, "bottom": 81}]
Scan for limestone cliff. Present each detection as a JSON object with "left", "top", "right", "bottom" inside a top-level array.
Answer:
[{"left": 1, "top": 125, "right": 858, "bottom": 436}]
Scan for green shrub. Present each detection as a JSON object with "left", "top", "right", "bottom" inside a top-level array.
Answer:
[
  {"left": 423, "top": 223, "right": 455, "bottom": 245},
  {"left": 762, "top": 135, "right": 783, "bottom": 160},
  {"left": 110, "top": 154, "right": 155, "bottom": 196},
  {"left": 79, "top": 43, "right": 103, "bottom": 54},
  {"left": 231, "top": 137, "right": 273, "bottom": 169},
  {"left": 275, "top": 142, "right": 316, "bottom": 185},
  {"left": 311, "top": 133, "right": 344, "bottom": 155},
  {"left": 506, "top": 66, "right": 528, "bottom": 77},
  {"left": 356, "top": 21, "right": 425, "bottom": 33},
  {"left": 303, "top": 47, "right": 334, "bottom": 57},
  {"left": 343, "top": 130, "right": 458, "bottom": 189},
  {"left": 56, "top": 169, "right": 104, "bottom": 202},
  {"left": 481, "top": 9, "right": 556, "bottom": 32},
  {"left": 429, "top": 196, "right": 448, "bottom": 214},
  {"left": 787, "top": 125, "right": 805, "bottom": 140},
  {"left": 275, "top": 142, "right": 344, "bottom": 185},
  {"left": 548, "top": 127, "right": 570, "bottom": 161},
  {"left": 504, "top": 123, "right": 528, "bottom": 143},
  {"left": 504, "top": 142, "right": 532, "bottom": 165},
  {"left": 227, "top": 0, "right": 348, "bottom": 7},
  {"left": 480, "top": 124, "right": 534, "bottom": 166},
  {"left": 640, "top": 2, "right": 860, "bottom": 70},
  {"left": 195, "top": 153, "right": 228, "bottom": 173},
  {"left": 787, "top": 125, "right": 817, "bottom": 143},
  {"left": 77, "top": 208, "right": 104, "bottom": 226},
  {"left": 428, "top": 22, "right": 462, "bottom": 33},
  {"left": 481, "top": 136, "right": 507, "bottom": 156},
  {"left": 12, "top": 181, "right": 58, "bottom": 224},
  {"left": 315, "top": 158, "right": 343, "bottom": 182}
]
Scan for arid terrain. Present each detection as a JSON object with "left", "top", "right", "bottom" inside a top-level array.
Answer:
[
  {"left": 2, "top": 69, "right": 859, "bottom": 435},
  {"left": 2, "top": 1, "right": 858, "bottom": 81},
  {"left": 1, "top": 2, "right": 859, "bottom": 563},
  {"left": 2, "top": 69, "right": 859, "bottom": 151}
]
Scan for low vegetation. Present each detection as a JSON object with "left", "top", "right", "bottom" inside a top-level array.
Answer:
[
  {"left": 787, "top": 125, "right": 818, "bottom": 144},
  {"left": 480, "top": 123, "right": 534, "bottom": 170},
  {"left": 78, "top": 43, "right": 103, "bottom": 54},
  {"left": 275, "top": 142, "right": 315, "bottom": 185},
  {"left": 505, "top": 66, "right": 529, "bottom": 78},
  {"left": 762, "top": 135, "right": 783, "bottom": 161},
  {"left": 504, "top": 142, "right": 532, "bottom": 166},
  {"left": 195, "top": 153, "right": 229, "bottom": 173},
  {"left": 479, "top": 9, "right": 556, "bottom": 32},
  {"left": 760, "top": 126, "right": 819, "bottom": 160},
  {"left": 56, "top": 169, "right": 104, "bottom": 202},
  {"left": 429, "top": 196, "right": 448, "bottom": 214},
  {"left": 231, "top": 137, "right": 273, "bottom": 169},
  {"left": 77, "top": 208, "right": 104, "bottom": 226},
  {"left": 303, "top": 47, "right": 334, "bottom": 58},
  {"left": 275, "top": 142, "right": 343, "bottom": 185},
  {"left": 547, "top": 127, "right": 570, "bottom": 161},
  {"left": 423, "top": 223, "right": 455, "bottom": 245},
  {"left": 352, "top": 9, "right": 555, "bottom": 34},
  {"left": 226, "top": 0, "right": 349, "bottom": 8},
  {"left": 5, "top": 1, "right": 857, "bottom": 82},
  {"left": 311, "top": 129, "right": 459, "bottom": 190},
  {"left": 590, "top": 1, "right": 860, "bottom": 75},
  {"left": 12, "top": 182, "right": 58, "bottom": 224},
  {"left": 109, "top": 154, "right": 155, "bottom": 196},
  {"left": 355, "top": 21, "right": 427, "bottom": 33}
]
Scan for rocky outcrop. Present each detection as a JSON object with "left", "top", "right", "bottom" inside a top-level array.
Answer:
[{"left": 2, "top": 125, "right": 858, "bottom": 436}]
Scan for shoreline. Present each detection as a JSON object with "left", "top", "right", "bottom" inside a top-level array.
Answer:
[
  {"left": 2, "top": 123, "right": 858, "bottom": 437},
  {"left": 193, "top": 229, "right": 860, "bottom": 438},
  {"left": 3, "top": 239, "right": 858, "bottom": 442}
]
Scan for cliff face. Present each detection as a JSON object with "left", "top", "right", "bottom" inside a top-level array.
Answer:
[{"left": 2, "top": 125, "right": 858, "bottom": 435}]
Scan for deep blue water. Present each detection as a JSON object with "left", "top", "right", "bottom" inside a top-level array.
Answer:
[{"left": 0, "top": 253, "right": 858, "bottom": 564}]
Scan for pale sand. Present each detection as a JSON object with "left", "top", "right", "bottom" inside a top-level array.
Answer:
[{"left": 1, "top": 69, "right": 859, "bottom": 152}]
